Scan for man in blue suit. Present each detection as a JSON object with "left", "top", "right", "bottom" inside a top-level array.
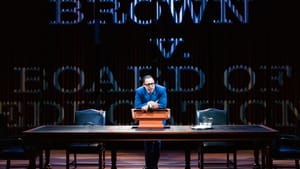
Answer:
[{"left": 134, "top": 75, "right": 167, "bottom": 169}]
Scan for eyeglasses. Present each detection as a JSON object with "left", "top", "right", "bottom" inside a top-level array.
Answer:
[{"left": 144, "top": 82, "right": 155, "bottom": 86}]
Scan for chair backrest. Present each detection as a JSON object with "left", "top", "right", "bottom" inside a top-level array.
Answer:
[
  {"left": 196, "top": 108, "right": 228, "bottom": 125},
  {"left": 75, "top": 109, "right": 106, "bottom": 125}
]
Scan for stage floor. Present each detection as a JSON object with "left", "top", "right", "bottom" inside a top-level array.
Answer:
[{"left": 0, "top": 149, "right": 296, "bottom": 169}]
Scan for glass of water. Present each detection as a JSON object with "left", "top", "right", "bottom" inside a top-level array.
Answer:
[{"left": 201, "top": 116, "right": 213, "bottom": 128}]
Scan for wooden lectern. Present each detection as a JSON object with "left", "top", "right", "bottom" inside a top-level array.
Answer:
[{"left": 131, "top": 108, "right": 170, "bottom": 128}]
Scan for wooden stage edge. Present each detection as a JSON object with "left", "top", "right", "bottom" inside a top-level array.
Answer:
[{"left": 0, "top": 149, "right": 297, "bottom": 169}]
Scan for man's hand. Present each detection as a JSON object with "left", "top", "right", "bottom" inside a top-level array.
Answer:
[
  {"left": 142, "top": 101, "right": 159, "bottom": 111},
  {"left": 141, "top": 101, "right": 159, "bottom": 112},
  {"left": 147, "top": 101, "right": 159, "bottom": 109},
  {"left": 141, "top": 105, "right": 149, "bottom": 111}
]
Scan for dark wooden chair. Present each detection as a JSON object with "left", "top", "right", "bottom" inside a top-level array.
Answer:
[
  {"left": 0, "top": 114, "right": 40, "bottom": 169},
  {"left": 272, "top": 134, "right": 300, "bottom": 169},
  {"left": 196, "top": 108, "right": 237, "bottom": 169},
  {"left": 271, "top": 119, "right": 300, "bottom": 169},
  {"left": 0, "top": 137, "right": 39, "bottom": 169},
  {"left": 66, "top": 109, "right": 106, "bottom": 169}
]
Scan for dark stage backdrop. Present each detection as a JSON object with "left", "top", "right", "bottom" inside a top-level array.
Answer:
[{"left": 1, "top": 0, "right": 299, "bottom": 132}]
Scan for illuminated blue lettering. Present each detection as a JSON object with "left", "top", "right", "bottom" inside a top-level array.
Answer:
[
  {"left": 129, "top": 0, "right": 161, "bottom": 25},
  {"left": 162, "top": 0, "right": 208, "bottom": 24},
  {"left": 50, "top": 0, "right": 250, "bottom": 25},
  {"left": 53, "top": 66, "right": 85, "bottom": 93},
  {"left": 49, "top": 0, "right": 84, "bottom": 24},
  {"left": 167, "top": 66, "right": 206, "bottom": 91},
  {"left": 99, "top": 66, "right": 120, "bottom": 91},
  {"left": 215, "top": 0, "right": 249, "bottom": 24},
  {"left": 150, "top": 37, "right": 184, "bottom": 58},
  {"left": 224, "top": 65, "right": 256, "bottom": 92}
]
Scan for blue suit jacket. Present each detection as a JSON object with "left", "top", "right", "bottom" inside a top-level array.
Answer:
[{"left": 134, "top": 84, "right": 167, "bottom": 109}]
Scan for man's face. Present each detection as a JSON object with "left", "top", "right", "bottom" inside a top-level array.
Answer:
[{"left": 143, "top": 78, "right": 155, "bottom": 93}]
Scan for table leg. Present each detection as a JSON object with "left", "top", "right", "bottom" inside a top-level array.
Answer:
[
  {"left": 45, "top": 148, "right": 50, "bottom": 168},
  {"left": 111, "top": 147, "right": 117, "bottom": 169},
  {"left": 261, "top": 147, "right": 266, "bottom": 169},
  {"left": 253, "top": 149, "right": 260, "bottom": 168},
  {"left": 265, "top": 145, "right": 272, "bottom": 169},
  {"left": 39, "top": 149, "right": 43, "bottom": 169},
  {"left": 185, "top": 147, "right": 191, "bottom": 169}
]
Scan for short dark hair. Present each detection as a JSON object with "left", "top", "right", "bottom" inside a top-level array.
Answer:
[{"left": 142, "top": 75, "right": 154, "bottom": 83}]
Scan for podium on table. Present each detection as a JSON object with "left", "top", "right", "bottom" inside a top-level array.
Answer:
[{"left": 131, "top": 108, "right": 170, "bottom": 128}]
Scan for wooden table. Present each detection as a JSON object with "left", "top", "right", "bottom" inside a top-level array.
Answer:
[{"left": 23, "top": 125, "right": 278, "bottom": 169}]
